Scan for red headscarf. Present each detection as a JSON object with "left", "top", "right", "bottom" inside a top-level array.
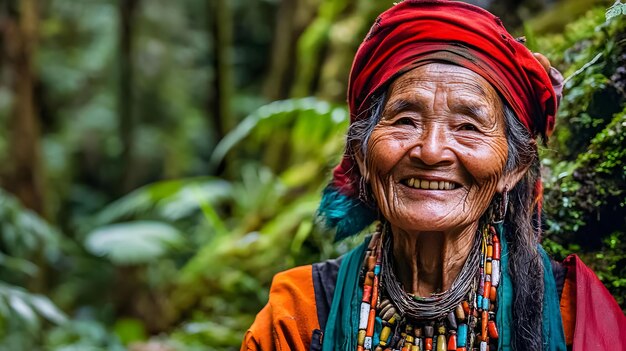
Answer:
[{"left": 332, "top": 0, "right": 558, "bottom": 197}]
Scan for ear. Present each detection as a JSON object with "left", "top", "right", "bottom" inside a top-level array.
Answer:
[
  {"left": 497, "top": 163, "right": 531, "bottom": 193},
  {"left": 354, "top": 146, "right": 369, "bottom": 183}
]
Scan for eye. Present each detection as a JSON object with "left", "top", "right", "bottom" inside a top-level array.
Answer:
[
  {"left": 459, "top": 123, "right": 479, "bottom": 131},
  {"left": 393, "top": 117, "right": 414, "bottom": 126}
]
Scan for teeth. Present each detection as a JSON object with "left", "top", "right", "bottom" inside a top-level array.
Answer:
[{"left": 406, "top": 178, "right": 456, "bottom": 190}]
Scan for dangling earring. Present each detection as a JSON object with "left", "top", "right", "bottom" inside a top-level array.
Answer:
[
  {"left": 359, "top": 176, "right": 371, "bottom": 204},
  {"left": 359, "top": 175, "right": 379, "bottom": 211},
  {"left": 493, "top": 186, "right": 509, "bottom": 223}
]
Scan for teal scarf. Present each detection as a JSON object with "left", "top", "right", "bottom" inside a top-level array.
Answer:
[
  {"left": 322, "top": 236, "right": 370, "bottom": 351},
  {"left": 323, "top": 225, "right": 566, "bottom": 350}
]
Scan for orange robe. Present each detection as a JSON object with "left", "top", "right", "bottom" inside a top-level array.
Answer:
[{"left": 241, "top": 265, "right": 320, "bottom": 351}]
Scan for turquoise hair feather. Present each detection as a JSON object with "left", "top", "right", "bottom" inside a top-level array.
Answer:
[{"left": 317, "top": 186, "right": 377, "bottom": 241}]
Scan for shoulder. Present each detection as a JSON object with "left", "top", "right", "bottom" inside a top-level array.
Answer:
[
  {"left": 559, "top": 254, "right": 626, "bottom": 350},
  {"left": 242, "top": 263, "right": 335, "bottom": 351},
  {"left": 311, "top": 257, "right": 342, "bottom": 331}
]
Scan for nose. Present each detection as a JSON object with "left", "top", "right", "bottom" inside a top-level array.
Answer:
[{"left": 408, "top": 123, "right": 454, "bottom": 166}]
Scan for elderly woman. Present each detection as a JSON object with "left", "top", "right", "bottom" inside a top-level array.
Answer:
[{"left": 242, "top": 1, "right": 626, "bottom": 350}]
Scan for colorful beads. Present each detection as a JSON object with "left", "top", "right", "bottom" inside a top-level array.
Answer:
[
  {"left": 424, "top": 325, "right": 434, "bottom": 338},
  {"left": 447, "top": 331, "right": 457, "bottom": 350},
  {"left": 483, "top": 281, "right": 491, "bottom": 299},
  {"left": 480, "top": 341, "right": 487, "bottom": 351},
  {"left": 436, "top": 334, "right": 447, "bottom": 351},
  {"left": 363, "top": 284, "right": 373, "bottom": 302},
  {"left": 492, "top": 235, "right": 501, "bottom": 260},
  {"left": 355, "top": 225, "right": 502, "bottom": 351},
  {"left": 358, "top": 244, "right": 381, "bottom": 351},
  {"left": 482, "top": 296, "right": 489, "bottom": 311},
  {"left": 489, "top": 286, "right": 497, "bottom": 301},
  {"left": 424, "top": 337, "right": 433, "bottom": 351},
  {"left": 488, "top": 320, "right": 499, "bottom": 339},
  {"left": 481, "top": 311, "right": 488, "bottom": 341},
  {"left": 462, "top": 301, "right": 470, "bottom": 315},
  {"left": 380, "top": 326, "right": 391, "bottom": 346},
  {"left": 360, "top": 302, "right": 371, "bottom": 329},
  {"left": 447, "top": 311, "right": 457, "bottom": 330},
  {"left": 358, "top": 329, "right": 366, "bottom": 346},
  {"left": 455, "top": 304, "right": 466, "bottom": 321},
  {"left": 457, "top": 324, "right": 468, "bottom": 347},
  {"left": 491, "top": 260, "right": 500, "bottom": 287},
  {"left": 364, "top": 336, "right": 373, "bottom": 349}
]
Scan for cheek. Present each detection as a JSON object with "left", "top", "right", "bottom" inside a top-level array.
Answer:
[
  {"left": 364, "top": 131, "right": 408, "bottom": 178},
  {"left": 463, "top": 138, "right": 508, "bottom": 188},
  {"left": 363, "top": 132, "right": 408, "bottom": 213}
]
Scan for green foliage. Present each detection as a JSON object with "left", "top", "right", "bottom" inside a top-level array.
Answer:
[
  {"left": 582, "top": 231, "right": 626, "bottom": 308},
  {"left": 0, "top": 191, "right": 69, "bottom": 349},
  {"left": 0, "top": 282, "right": 67, "bottom": 328},
  {"left": 85, "top": 221, "right": 184, "bottom": 265},
  {"left": 14, "top": 97, "right": 351, "bottom": 349},
  {"left": 0, "top": 189, "right": 62, "bottom": 262},
  {"left": 606, "top": 1, "right": 626, "bottom": 21},
  {"left": 166, "top": 99, "right": 353, "bottom": 348},
  {"left": 537, "top": 4, "right": 626, "bottom": 310},
  {"left": 45, "top": 319, "right": 125, "bottom": 351}
]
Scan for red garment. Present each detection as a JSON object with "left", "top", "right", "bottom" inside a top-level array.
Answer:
[
  {"left": 561, "top": 254, "right": 626, "bottom": 350},
  {"left": 333, "top": 0, "right": 558, "bottom": 197}
]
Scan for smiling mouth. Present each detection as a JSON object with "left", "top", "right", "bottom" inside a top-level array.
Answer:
[{"left": 402, "top": 178, "right": 460, "bottom": 190}]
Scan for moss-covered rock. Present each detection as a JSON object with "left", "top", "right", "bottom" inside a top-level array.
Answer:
[{"left": 539, "top": 7, "right": 626, "bottom": 310}]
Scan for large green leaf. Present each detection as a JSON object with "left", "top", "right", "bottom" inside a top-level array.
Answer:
[
  {"left": 0, "top": 282, "right": 67, "bottom": 329},
  {"left": 85, "top": 221, "right": 184, "bottom": 265},
  {"left": 0, "top": 189, "right": 63, "bottom": 260},
  {"left": 209, "top": 97, "right": 348, "bottom": 171},
  {"left": 87, "top": 177, "right": 232, "bottom": 229}
]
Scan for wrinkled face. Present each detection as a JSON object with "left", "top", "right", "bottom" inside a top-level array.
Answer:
[{"left": 359, "top": 63, "right": 510, "bottom": 234}]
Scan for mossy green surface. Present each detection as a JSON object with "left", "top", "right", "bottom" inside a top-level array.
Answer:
[{"left": 539, "top": 8, "right": 626, "bottom": 310}]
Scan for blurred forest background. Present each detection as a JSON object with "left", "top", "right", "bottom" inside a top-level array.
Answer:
[{"left": 0, "top": 0, "right": 624, "bottom": 349}]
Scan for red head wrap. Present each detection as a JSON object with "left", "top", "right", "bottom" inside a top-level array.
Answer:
[{"left": 332, "top": 0, "right": 558, "bottom": 197}]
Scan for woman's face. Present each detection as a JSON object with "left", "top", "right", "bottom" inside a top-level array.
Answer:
[{"left": 359, "top": 63, "right": 511, "bottom": 234}]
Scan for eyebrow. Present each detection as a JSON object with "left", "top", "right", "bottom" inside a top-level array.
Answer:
[
  {"left": 383, "top": 97, "right": 491, "bottom": 122},
  {"left": 454, "top": 104, "right": 487, "bottom": 120},
  {"left": 382, "top": 99, "right": 427, "bottom": 118}
]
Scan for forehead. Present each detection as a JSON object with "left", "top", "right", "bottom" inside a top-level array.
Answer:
[{"left": 387, "top": 63, "right": 499, "bottom": 101}]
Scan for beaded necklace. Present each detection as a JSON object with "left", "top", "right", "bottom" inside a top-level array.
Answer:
[{"left": 356, "top": 223, "right": 501, "bottom": 351}]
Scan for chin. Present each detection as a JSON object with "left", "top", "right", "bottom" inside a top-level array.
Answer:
[{"left": 387, "top": 208, "right": 476, "bottom": 234}]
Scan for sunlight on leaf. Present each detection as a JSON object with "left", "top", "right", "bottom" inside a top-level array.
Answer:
[
  {"left": 29, "top": 295, "right": 68, "bottom": 325},
  {"left": 606, "top": 1, "right": 626, "bottom": 21},
  {"left": 85, "top": 221, "right": 184, "bottom": 265},
  {"left": 8, "top": 292, "right": 38, "bottom": 329}
]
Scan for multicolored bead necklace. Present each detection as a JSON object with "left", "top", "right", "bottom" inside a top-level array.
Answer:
[{"left": 356, "top": 223, "right": 501, "bottom": 351}]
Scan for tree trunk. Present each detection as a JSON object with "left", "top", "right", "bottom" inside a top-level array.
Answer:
[
  {"left": 0, "top": 0, "right": 45, "bottom": 216},
  {"left": 209, "top": 0, "right": 234, "bottom": 140},
  {"left": 263, "top": 0, "right": 320, "bottom": 100},
  {"left": 261, "top": 0, "right": 298, "bottom": 101},
  {"left": 119, "top": 0, "right": 139, "bottom": 192}
]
